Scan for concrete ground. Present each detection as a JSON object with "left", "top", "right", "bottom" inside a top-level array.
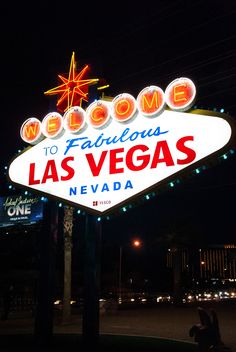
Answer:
[{"left": 0, "top": 301, "right": 235, "bottom": 351}]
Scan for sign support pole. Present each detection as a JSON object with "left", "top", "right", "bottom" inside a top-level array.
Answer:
[
  {"left": 82, "top": 213, "right": 101, "bottom": 347},
  {"left": 34, "top": 200, "right": 58, "bottom": 346}
]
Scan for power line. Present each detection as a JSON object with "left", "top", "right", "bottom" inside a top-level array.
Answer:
[{"left": 111, "top": 35, "right": 236, "bottom": 85}]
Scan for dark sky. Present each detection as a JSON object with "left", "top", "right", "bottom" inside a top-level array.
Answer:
[{"left": 1, "top": 0, "right": 236, "bottom": 244}]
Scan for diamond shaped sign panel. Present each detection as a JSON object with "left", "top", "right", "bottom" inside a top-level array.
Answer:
[{"left": 8, "top": 107, "right": 233, "bottom": 214}]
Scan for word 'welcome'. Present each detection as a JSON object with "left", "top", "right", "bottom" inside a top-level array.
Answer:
[{"left": 20, "top": 77, "right": 196, "bottom": 145}]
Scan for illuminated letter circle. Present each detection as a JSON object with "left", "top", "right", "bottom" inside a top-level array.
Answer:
[
  {"left": 86, "top": 100, "right": 110, "bottom": 128},
  {"left": 137, "top": 86, "right": 165, "bottom": 117},
  {"left": 20, "top": 117, "right": 43, "bottom": 145},
  {"left": 63, "top": 106, "right": 86, "bottom": 133},
  {"left": 165, "top": 77, "right": 196, "bottom": 111},
  {"left": 111, "top": 93, "right": 137, "bottom": 122},
  {"left": 41, "top": 112, "right": 64, "bottom": 138}
]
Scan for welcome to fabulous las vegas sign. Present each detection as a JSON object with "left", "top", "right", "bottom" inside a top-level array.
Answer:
[{"left": 8, "top": 77, "right": 235, "bottom": 214}]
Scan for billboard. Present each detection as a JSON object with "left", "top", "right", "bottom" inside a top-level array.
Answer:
[
  {"left": 8, "top": 78, "right": 235, "bottom": 214},
  {"left": 0, "top": 195, "right": 43, "bottom": 227}
]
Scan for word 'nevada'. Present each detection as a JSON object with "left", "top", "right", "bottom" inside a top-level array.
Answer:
[{"left": 21, "top": 77, "right": 196, "bottom": 145}]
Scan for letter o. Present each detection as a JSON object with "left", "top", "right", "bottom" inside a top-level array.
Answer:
[
  {"left": 111, "top": 93, "right": 137, "bottom": 122},
  {"left": 7, "top": 206, "right": 15, "bottom": 216}
]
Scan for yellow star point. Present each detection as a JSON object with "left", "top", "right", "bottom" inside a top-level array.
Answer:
[{"left": 44, "top": 52, "right": 98, "bottom": 113}]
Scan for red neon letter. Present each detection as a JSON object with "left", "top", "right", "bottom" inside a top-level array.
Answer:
[
  {"left": 165, "top": 77, "right": 196, "bottom": 111},
  {"left": 87, "top": 101, "right": 110, "bottom": 128},
  {"left": 126, "top": 145, "right": 150, "bottom": 171},
  {"left": 86, "top": 151, "right": 108, "bottom": 176},
  {"left": 137, "top": 86, "right": 165, "bottom": 116},
  {"left": 42, "top": 112, "right": 63, "bottom": 138},
  {"left": 63, "top": 107, "right": 86, "bottom": 133},
  {"left": 176, "top": 136, "right": 196, "bottom": 164},
  {"left": 151, "top": 141, "right": 174, "bottom": 168},
  {"left": 111, "top": 93, "right": 137, "bottom": 122},
  {"left": 41, "top": 160, "right": 59, "bottom": 183},
  {"left": 61, "top": 157, "right": 75, "bottom": 180},
  {"left": 110, "top": 148, "right": 124, "bottom": 174},
  {"left": 20, "top": 118, "right": 42, "bottom": 145},
  {"left": 28, "top": 163, "right": 40, "bottom": 185}
]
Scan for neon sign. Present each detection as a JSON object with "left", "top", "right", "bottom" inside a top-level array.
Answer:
[
  {"left": 8, "top": 77, "right": 234, "bottom": 214},
  {"left": 44, "top": 52, "right": 99, "bottom": 113},
  {"left": 20, "top": 77, "right": 196, "bottom": 144}
]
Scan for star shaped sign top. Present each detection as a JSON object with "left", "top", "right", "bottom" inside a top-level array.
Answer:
[{"left": 44, "top": 52, "right": 99, "bottom": 113}]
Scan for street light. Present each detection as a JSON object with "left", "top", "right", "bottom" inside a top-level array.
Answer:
[
  {"left": 118, "top": 239, "right": 142, "bottom": 303},
  {"left": 133, "top": 239, "right": 141, "bottom": 248}
]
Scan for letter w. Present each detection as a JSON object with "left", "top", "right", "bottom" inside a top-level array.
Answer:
[{"left": 25, "top": 122, "right": 40, "bottom": 138}]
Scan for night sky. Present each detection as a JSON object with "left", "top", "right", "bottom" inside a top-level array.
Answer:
[{"left": 1, "top": 0, "right": 236, "bottom": 245}]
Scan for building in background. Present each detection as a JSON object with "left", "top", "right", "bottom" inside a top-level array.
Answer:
[{"left": 167, "top": 244, "right": 236, "bottom": 283}]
